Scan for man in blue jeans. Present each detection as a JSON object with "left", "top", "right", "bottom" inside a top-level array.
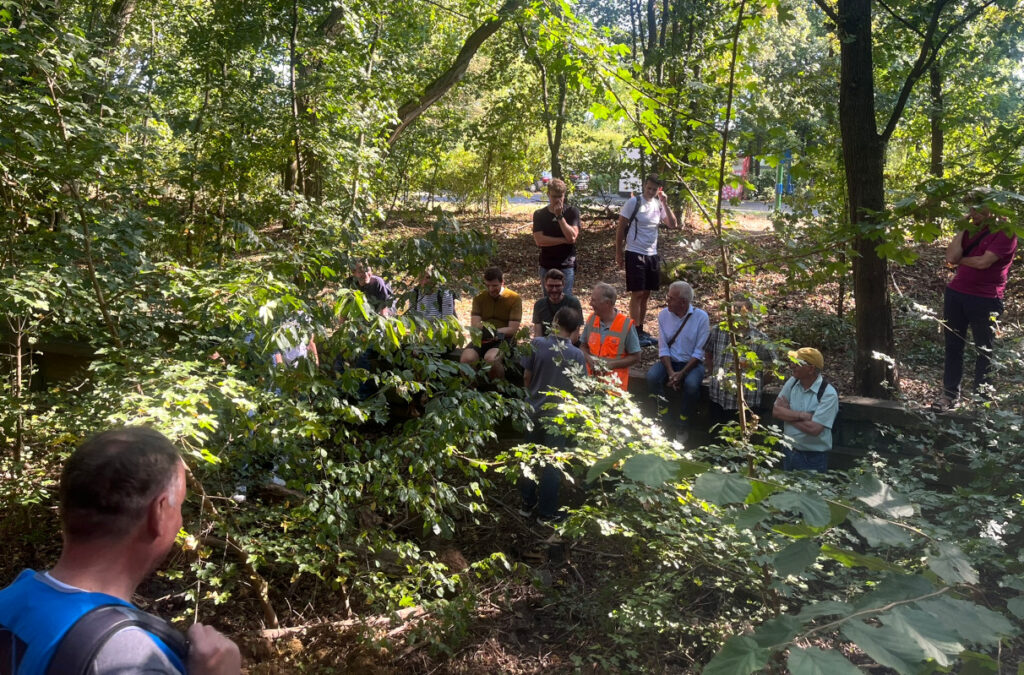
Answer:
[
  {"left": 773, "top": 347, "right": 839, "bottom": 472},
  {"left": 645, "top": 281, "right": 710, "bottom": 443}
]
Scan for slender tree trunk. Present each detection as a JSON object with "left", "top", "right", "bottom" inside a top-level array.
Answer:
[
  {"left": 289, "top": 0, "right": 305, "bottom": 197},
  {"left": 837, "top": 0, "right": 898, "bottom": 397},
  {"left": 929, "top": 63, "right": 944, "bottom": 177}
]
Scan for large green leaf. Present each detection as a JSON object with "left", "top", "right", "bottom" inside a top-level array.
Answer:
[
  {"left": 852, "top": 474, "right": 914, "bottom": 518},
  {"left": 788, "top": 646, "right": 862, "bottom": 675},
  {"left": 917, "top": 596, "right": 1015, "bottom": 644},
  {"left": 692, "top": 472, "right": 752, "bottom": 505},
  {"left": 879, "top": 606, "right": 964, "bottom": 666},
  {"left": 797, "top": 600, "right": 852, "bottom": 620},
  {"left": 853, "top": 574, "right": 935, "bottom": 611},
  {"left": 734, "top": 503, "right": 771, "bottom": 530},
  {"left": 958, "top": 650, "right": 999, "bottom": 674},
  {"left": 767, "top": 491, "right": 831, "bottom": 527},
  {"left": 750, "top": 615, "right": 801, "bottom": 649},
  {"left": 1007, "top": 596, "right": 1024, "bottom": 620},
  {"left": 841, "top": 618, "right": 928, "bottom": 673},
  {"left": 745, "top": 478, "right": 779, "bottom": 504},
  {"left": 621, "top": 454, "right": 678, "bottom": 486},
  {"left": 702, "top": 635, "right": 770, "bottom": 675},
  {"left": 927, "top": 543, "right": 978, "bottom": 585},
  {"left": 849, "top": 515, "right": 912, "bottom": 547},
  {"left": 821, "top": 544, "right": 900, "bottom": 572},
  {"left": 773, "top": 539, "right": 821, "bottom": 576},
  {"left": 586, "top": 449, "right": 627, "bottom": 483}
]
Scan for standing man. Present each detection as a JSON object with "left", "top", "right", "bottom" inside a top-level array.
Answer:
[
  {"left": 645, "top": 281, "right": 710, "bottom": 441},
  {"left": 616, "top": 174, "right": 679, "bottom": 348},
  {"left": 532, "top": 269, "right": 583, "bottom": 339},
  {"left": 533, "top": 178, "right": 580, "bottom": 297},
  {"left": 581, "top": 282, "right": 641, "bottom": 391},
  {"left": 518, "top": 307, "right": 587, "bottom": 523},
  {"left": 0, "top": 427, "right": 241, "bottom": 674},
  {"left": 461, "top": 266, "right": 523, "bottom": 381},
  {"left": 773, "top": 347, "right": 839, "bottom": 472},
  {"left": 934, "top": 191, "right": 1017, "bottom": 410},
  {"left": 704, "top": 295, "right": 777, "bottom": 427}
]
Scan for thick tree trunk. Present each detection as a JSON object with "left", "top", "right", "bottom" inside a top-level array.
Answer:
[{"left": 838, "top": 0, "right": 898, "bottom": 397}]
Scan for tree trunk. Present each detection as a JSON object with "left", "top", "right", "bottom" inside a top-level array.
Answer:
[
  {"left": 929, "top": 63, "right": 944, "bottom": 177},
  {"left": 837, "top": 0, "right": 898, "bottom": 397}
]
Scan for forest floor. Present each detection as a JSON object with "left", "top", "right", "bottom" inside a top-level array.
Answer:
[{"left": 228, "top": 203, "right": 1024, "bottom": 673}]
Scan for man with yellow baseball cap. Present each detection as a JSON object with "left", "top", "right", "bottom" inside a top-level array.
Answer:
[{"left": 772, "top": 347, "right": 839, "bottom": 472}]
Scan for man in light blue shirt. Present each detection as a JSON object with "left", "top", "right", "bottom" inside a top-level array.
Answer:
[
  {"left": 772, "top": 347, "right": 840, "bottom": 472},
  {"left": 645, "top": 281, "right": 710, "bottom": 442}
]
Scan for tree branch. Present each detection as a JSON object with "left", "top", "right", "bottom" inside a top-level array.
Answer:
[
  {"left": 876, "top": 0, "right": 924, "bottom": 36},
  {"left": 387, "top": 0, "right": 526, "bottom": 145},
  {"left": 812, "top": 0, "right": 840, "bottom": 25}
]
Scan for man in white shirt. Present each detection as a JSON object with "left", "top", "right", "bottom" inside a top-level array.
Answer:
[
  {"left": 645, "top": 281, "right": 709, "bottom": 442},
  {"left": 615, "top": 174, "right": 680, "bottom": 348}
]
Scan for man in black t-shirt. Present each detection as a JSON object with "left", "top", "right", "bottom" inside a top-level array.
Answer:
[
  {"left": 533, "top": 178, "right": 580, "bottom": 297},
  {"left": 532, "top": 268, "right": 583, "bottom": 341}
]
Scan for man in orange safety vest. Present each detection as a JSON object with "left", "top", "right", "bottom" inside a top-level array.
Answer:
[{"left": 581, "top": 282, "right": 641, "bottom": 391}]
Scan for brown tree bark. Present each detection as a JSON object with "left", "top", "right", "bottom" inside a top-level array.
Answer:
[
  {"left": 929, "top": 63, "right": 944, "bottom": 177},
  {"left": 836, "top": 0, "right": 898, "bottom": 397}
]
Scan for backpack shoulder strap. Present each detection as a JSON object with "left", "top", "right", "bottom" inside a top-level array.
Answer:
[
  {"left": 627, "top": 197, "right": 643, "bottom": 241},
  {"left": 815, "top": 376, "right": 837, "bottom": 403},
  {"left": 47, "top": 605, "right": 188, "bottom": 675}
]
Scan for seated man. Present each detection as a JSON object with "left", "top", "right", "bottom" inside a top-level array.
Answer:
[
  {"left": 772, "top": 347, "right": 839, "bottom": 472},
  {"left": 581, "top": 282, "right": 641, "bottom": 391},
  {"left": 410, "top": 266, "right": 458, "bottom": 320},
  {"left": 351, "top": 260, "right": 395, "bottom": 317},
  {"left": 0, "top": 427, "right": 240, "bottom": 674},
  {"left": 519, "top": 307, "right": 587, "bottom": 524},
  {"left": 532, "top": 269, "right": 582, "bottom": 339},
  {"left": 460, "top": 266, "right": 522, "bottom": 381},
  {"left": 646, "top": 281, "right": 710, "bottom": 442},
  {"left": 704, "top": 294, "right": 776, "bottom": 428}
]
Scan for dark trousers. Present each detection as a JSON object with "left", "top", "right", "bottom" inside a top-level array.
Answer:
[
  {"left": 783, "top": 449, "right": 828, "bottom": 472},
  {"left": 943, "top": 287, "right": 1003, "bottom": 399},
  {"left": 518, "top": 425, "right": 566, "bottom": 518}
]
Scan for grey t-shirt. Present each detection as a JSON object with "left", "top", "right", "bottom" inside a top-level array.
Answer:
[
  {"left": 93, "top": 627, "right": 183, "bottom": 674},
  {"left": 531, "top": 295, "right": 583, "bottom": 336},
  {"left": 520, "top": 335, "right": 587, "bottom": 414}
]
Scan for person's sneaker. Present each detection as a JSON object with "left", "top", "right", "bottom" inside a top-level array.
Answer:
[
  {"left": 537, "top": 510, "right": 567, "bottom": 525},
  {"left": 674, "top": 429, "right": 690, "bottom": 445},
  {"left": 930, "top": 396, "right": 957, "bottom": 412},
  {"left": 518, "top": 501, "right": 537, "bottom": 517},
  {"left": 637, "top": 331, "right": 658, "bottom": 348}
]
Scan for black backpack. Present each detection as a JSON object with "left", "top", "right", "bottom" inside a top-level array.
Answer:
[
  {"left": 815, "top": 376, "right": 842, "bottom": 444},
  {"left": 47, "top": 605, "right": 188, "bottom": 674}
]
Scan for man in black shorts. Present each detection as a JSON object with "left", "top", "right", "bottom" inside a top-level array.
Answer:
[{"left": 615, "top": 174, "right": 679, "bottom": 348}]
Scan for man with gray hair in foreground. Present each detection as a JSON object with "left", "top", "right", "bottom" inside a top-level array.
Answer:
[
  {"left": 646, "top": 281, "right": 710, "bottom": 443},
  {"left": 0, "top": 427, "right": 240, "bottom": 674}
]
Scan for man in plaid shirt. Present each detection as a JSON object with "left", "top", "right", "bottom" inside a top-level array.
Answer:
[{"left": 704, "top": 296, "right": 777, "bottom": 428}]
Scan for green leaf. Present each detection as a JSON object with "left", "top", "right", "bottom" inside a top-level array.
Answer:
[
  {"left": 586, "top": 454, "right": 620, "bottom": 483},
  {"left": 958, "top": 650, "right": 999, "bottom": 674},
  {"left": 853, "top": 574, "right": 936, "bottom": 611},
  {"left": 622, "top": 454, "right": 678, "bottom": 487},
  {"left": 702, "top": 636, "right": 770, "bottom": 675},
  {"left": 750, "top": 615, "right": 801, "bottom": 649},
  {"left": 734, "top": 504, "right": 771, "bottom": 530},
  {"left": 773, "top": 539, "right": 821, "bottom": 576},
  {"left": 797, "top": 600, "right": 852, "bottom": 620},
  {"left": 692, "top": 472, "right": 751, "bottom": 505},
  {"left": 767, "top": 491, "right": 831, "bottom": 527},
  {"left": 852, "top": 474, "right": 914, "bottom": 518},
  {"left": 788, "top": 646, "right": 862, "bottom": 675},
  {"left": 879, "top": 606, "right": 963, "bottom": 666},
  {"left": 927, "top": 543, "right": 978, "bottom": 585},
  {"left": 849, "top": 515, "right": 912, "bottom": 547},
  {"left": 841, "top": 618, "right": 928, "bottom": 673},
  {"left": 1007, "top": 596, "right": 1024, "bottom": 620},
  {"left": 820, "top": 544, "right": 900, "bottom": 571},
  {"left": 745, "top": 478, "right": 779, "bottom": 504},
  {"left": 917, "top": 595, "right": 1014, "bottom": 644}
]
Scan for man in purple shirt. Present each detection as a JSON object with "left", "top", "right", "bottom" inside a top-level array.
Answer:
[{"left": 934, "top": 191, "right": 1018, "bottom": 409}]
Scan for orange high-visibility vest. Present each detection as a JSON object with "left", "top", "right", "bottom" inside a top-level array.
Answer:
[{"left": 585, "top": 312, "right": 635, "bottom": 390}]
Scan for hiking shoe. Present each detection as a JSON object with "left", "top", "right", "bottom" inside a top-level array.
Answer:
[
  {"left": 537, "top": 511, "right": 567, "bottom": 525},
  {"left": 518, "top": 501, "right": 537, "bottom": 517},
  {"left": 930, "top": 396, "right": 957, "bottom": 412},
  {"left": 638, "top": 333, "right": 658, "bottom": 348}
]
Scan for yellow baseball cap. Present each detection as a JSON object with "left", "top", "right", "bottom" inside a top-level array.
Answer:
[{"left": 788, "top": 347, "right": 824, "bottom": 370}]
